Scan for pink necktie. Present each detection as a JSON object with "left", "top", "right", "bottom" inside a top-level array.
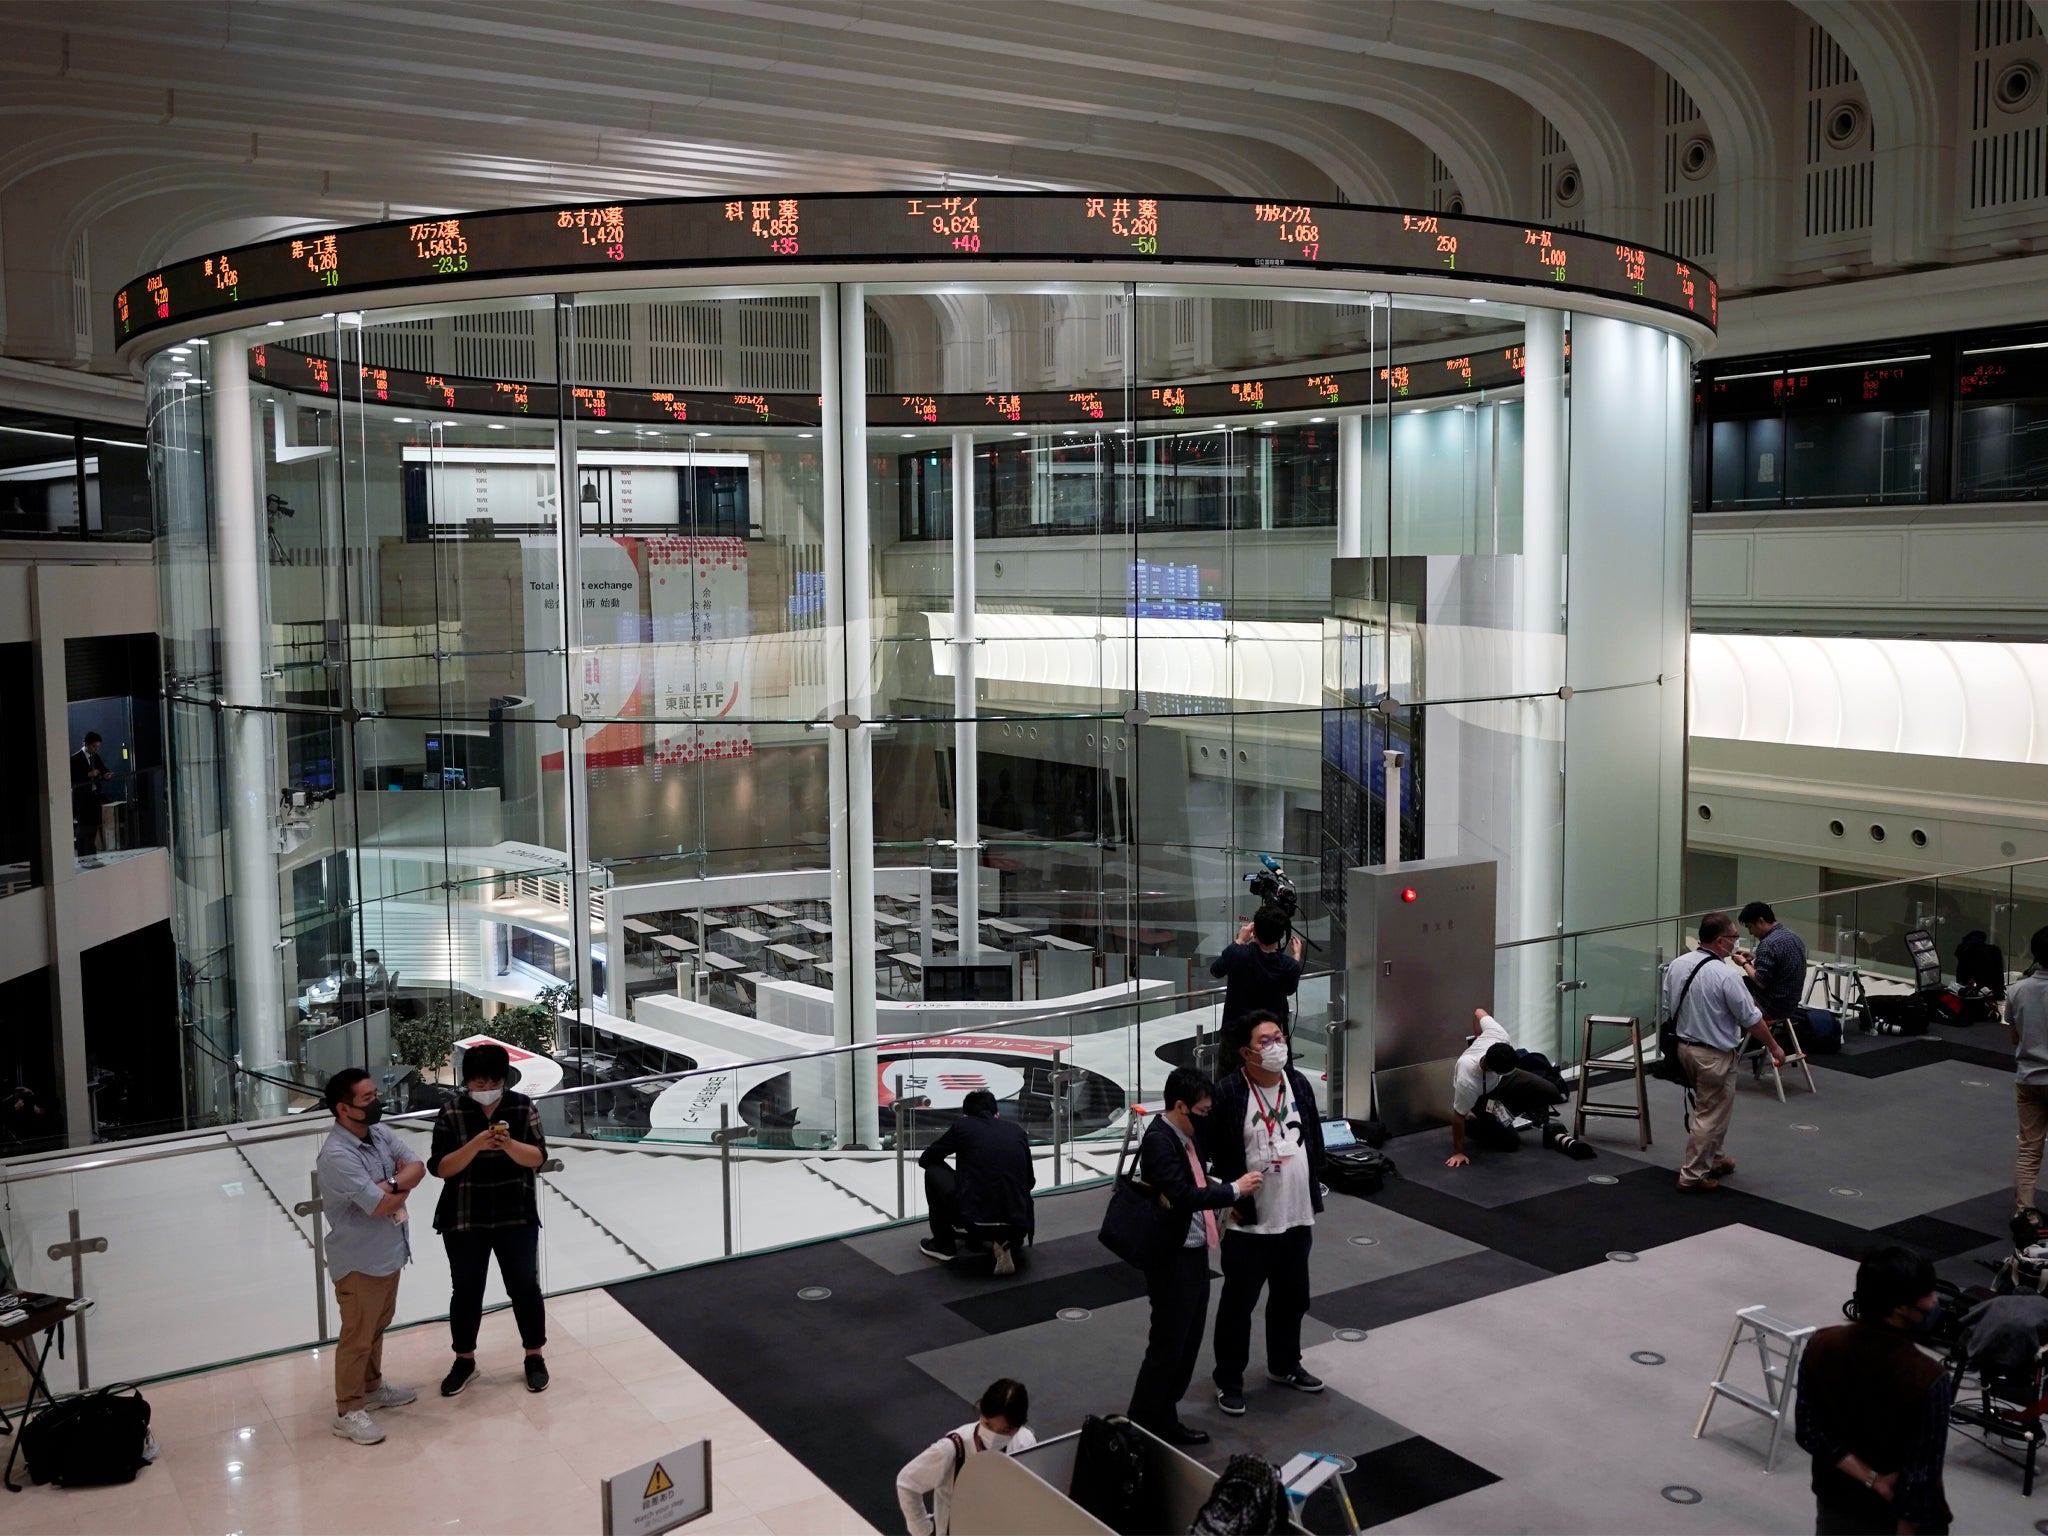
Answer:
[{"left": 1183, "top": 1137, "right": 1219, "bottom": 1248}]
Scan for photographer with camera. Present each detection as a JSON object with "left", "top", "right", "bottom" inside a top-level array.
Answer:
[{"left": 1211, "top": 907, "right": 1304, "bottom": 1035}]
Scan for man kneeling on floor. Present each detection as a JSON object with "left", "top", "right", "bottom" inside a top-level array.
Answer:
[
  {"left": 919, "top": 1089, "right": 1035, "bottom": 1274},
  {"left": 896, "top": 1377, "right": 1035, "bottom": 1536},
  {"left": 1444, "top": 1008, "right": 1580, "bottom": 1168}
]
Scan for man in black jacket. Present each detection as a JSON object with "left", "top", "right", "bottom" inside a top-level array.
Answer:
[
  {"left": 1202, "top": 1010, "right": 1328, "bottom": 1418},
  {"left": 1210, "top": 907, "right": 1305, "bottom": 1034},
  {"left": 918, "top": 1089, "right": 1036, "bottom": 1274},
  {"left": 1126, "top": 1067, "right": 1263, "bottom": 1447}
]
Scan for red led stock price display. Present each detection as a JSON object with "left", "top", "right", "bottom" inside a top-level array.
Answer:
[{"left": 117, "top": 192, "right": 1716, "bottom": 349}]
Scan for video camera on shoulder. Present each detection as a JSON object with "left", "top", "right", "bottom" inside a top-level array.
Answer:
[{"left": 1243, "top": 854, "right": 1298, "bottom": 919}]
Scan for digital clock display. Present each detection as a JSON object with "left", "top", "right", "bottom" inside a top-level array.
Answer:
[{"left": 115, "top": 192, "right": 1715, "bottom": 347}]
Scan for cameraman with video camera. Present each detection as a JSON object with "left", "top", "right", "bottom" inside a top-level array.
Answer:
[{"left": 1211, "top": 906, "right": 1305, "bottom": 1035}]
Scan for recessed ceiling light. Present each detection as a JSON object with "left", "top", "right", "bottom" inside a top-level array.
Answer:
[
  {"left": 594, "top": 428, "right": 611, "bottom": 434},
  {"left": 695, "top": 431, "right": 710, "bottom": 438},
  {"left": 171, "top": 371, "right": 192, "bottom": 380},
  {"left": 181, "top": 338, "right": 199, "bottom": 346},
  {"left": 393, "top": 417, "right": 413, "bottom": 423},
  {"left": 1063, "top": 429, "right": 1078, "bottom": 435},
  {"left": 798, "top": 432, "right": 814, "bottom": 438},
  {"left": 438, "top": 420, "right": 457, "bottom": 427},
  {"left": 1012, "top": 431, "right": 1026, "bottom": 437},
  {"left": 488, "top": 423, "right": 506, "bottom": 430},
  {"left": 1468, "top": 298, "right": 1487, "bottom": 305},
  {"left": 1212, "top": 423, "right": 1228, "bottom": 430},
  {"left": 1310, "top": 416, "right": 1326, "bottom": 423},
  {"left": 266, "top": 319, "right": 285, "bottom": 327},
  {"left": 901, "top": 432, "right": 914, "bottom": 438},
  {"left": 167, "top": 347, "right": 191, "bottom": 358}
]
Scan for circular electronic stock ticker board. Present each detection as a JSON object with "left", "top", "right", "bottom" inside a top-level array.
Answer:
[{"left": 116, "top": 191, "right": 1717, "bottom": 351}]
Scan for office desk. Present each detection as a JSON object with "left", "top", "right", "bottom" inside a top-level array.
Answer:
[
  {"left": 622, "top": 918, "right": 659, "bottom": 937},
  {"left": 872, "top": 912, "right": 910, "bottom": 932},
  {"left": 766, "top": 943, "right": 816, "bottom": 976},
  {"left": 652, "top": 934, "right": 697, "bottom": 955},
  {"left": 1039, "top": 934, "right": 1091, "bottom": 952},
  {"left": 721, "top": 926, "right": 771, "bottom": 952},
  {"left": 698, "top": 952, "right": 744, "bottom": 974},
  {"left": 795, "top": 919, "right": 834, "bottom": 940},
  {"left": 751, "top": 904, "right": 796, "bottom": 924}
]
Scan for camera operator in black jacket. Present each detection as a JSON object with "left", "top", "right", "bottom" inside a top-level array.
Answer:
[
  {"left": 1210, "top": 907, "right": 1305, "bottom": 1033},
  {"left": 1200, "top": 1010, "right": 1328, "bottom": 1418},
  {"left": 1124, "top": 1068, "right": 1262, "bottom": 1447}
]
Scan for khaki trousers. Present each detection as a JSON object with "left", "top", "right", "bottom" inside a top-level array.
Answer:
[
  {"left": 332, "top": 1268, "right": 402, "bottom": 1415},
  {"left": 2017, "top": 1084, "right": 2048, "bottom": 1214},
  {"left": 1678, "top": 1042, "right": 1738, "bottom": 1187}
]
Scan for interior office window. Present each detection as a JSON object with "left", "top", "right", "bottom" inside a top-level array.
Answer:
[
  {"left": 1705, "top": 374, "right": 1785, "bottom": 509},
  {"left": 1781, "top": 357, "right": 1929, "bottom": 507},
  {"left": 0, "top": 410, "right": 82, "bottom": 535},
  {"left": 1958, "top": 342, "right": 2048, "bottom": 500}
]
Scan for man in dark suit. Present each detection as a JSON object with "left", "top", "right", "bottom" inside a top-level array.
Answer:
[
  {"left": 918, "top": 1089, "right": 1036, "bottom": 1275},
  {"left": 70, "top": 731, "right": 110, "bottom": 855},
  {"left": 1125, "top": 1067, "right": 1263, "bottom": 1447}
]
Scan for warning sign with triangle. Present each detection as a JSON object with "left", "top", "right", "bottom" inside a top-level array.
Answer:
[{"left": 643, "top": 1463, "right": 674, "bottom": 1501}]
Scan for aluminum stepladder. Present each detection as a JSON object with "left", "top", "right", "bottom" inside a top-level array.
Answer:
[
  {"left": 1573, "top": 1013, "right": 1651, "bottom": 1149},
  {"left": 1739, "top": 1013, "right": 1818, "bottom": 1102},
  {"left": 1695, "top": 1304, "right": 1816, "bottom": 1472}
]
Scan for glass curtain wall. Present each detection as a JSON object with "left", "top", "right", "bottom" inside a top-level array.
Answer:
[{"left": 151, "top": 278, "right": 1692, "bottom": 1146}]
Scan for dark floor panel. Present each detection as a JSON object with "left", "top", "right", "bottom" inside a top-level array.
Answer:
[
  {"left": 943, "top": 1257, "right": 1149, "bottom": 1334},
  {"left": 1297, "top": 1435, "right": 1498, "bottom": 1532},
  {"left": 1876, "top": 1213, "right": 2011, "bottom": 1259},
  {"left": 1811, "top": 1032, "right": 2013, "bottom": 1078},
  {"left": 1310, "top": 1250, "right": 1550, "bottom": 1333}
]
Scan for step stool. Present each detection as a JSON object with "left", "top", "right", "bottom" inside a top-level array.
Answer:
[
  {"left": 1573, "top": 1014, "right": 1651, "bottom": 1149},
  {"left": 1739, "top": 1014, "right": 1818, "bottom": 1102},
  {"left": 1695, "top": 1304, "right": 1815, "bottom": 1471}
]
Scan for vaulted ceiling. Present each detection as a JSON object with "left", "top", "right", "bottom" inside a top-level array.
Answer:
[{"left": 2, "top": 0, "right": 2045, "bottom": 371}]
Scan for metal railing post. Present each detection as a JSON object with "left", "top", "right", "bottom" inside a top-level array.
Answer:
[
  {"left": 292, "top": 1171, "right": 330, "bottom": 1342},
  {"left": 45, "top": 1209, "right": 107, "bottom": 1390},
  {"left": 894, "top": 1101, "right": 908, "bottom": 1219},
  {"left": 719, "top": 1104, "right": 734, "bottom": 1257}
]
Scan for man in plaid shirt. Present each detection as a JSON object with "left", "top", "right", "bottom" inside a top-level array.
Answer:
[{"left": 428, "top": 1041, "right": 550, "bottom": 1395}]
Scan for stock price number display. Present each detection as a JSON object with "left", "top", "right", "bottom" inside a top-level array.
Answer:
[{"left": 116, "top": 193, "right": 1714, "bottom": 345}]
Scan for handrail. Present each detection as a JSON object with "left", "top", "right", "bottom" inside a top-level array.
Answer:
[
  {"left": 0, "top": 971, "right": 1327, "bottom": 1184},
  {"left": 1494, "top": 851, "right": 2048, "bottom": 951}
]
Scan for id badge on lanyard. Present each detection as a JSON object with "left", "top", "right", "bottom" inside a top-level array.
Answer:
[{"left": 1252, "top": 1077, "right": 1292, "bottom": 1174}]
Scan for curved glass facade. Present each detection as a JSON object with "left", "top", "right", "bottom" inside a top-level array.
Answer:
[{"left": 146, "top": 268, "right": 1694, "bottom": 1145}]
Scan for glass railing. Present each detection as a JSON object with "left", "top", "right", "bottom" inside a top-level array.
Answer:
[
  {"left": 0, "top": 975, "right": 1282, "bottom": 1394},
  {"left": 1520, "top": 852, "right": 2048, "bottom": 1068},
  {"left": 8, "top": 849, "right": 2047, "bottom": 1394}
]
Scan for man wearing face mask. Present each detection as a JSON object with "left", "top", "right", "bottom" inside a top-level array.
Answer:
[
  {"left": 427, "top": 1041, "right": 550, "bottom": 1396},
  {"left": 316, "top": 1067, "right": 425, "bottom": 1446},
  {"left": 1203, "top": 1010, "right": 1327, "bottom": 1418},
  {"left": 895, "top": 1377, "right": 1035, "bottom": 1536},
  {"left": 1795, "top": 1244, "right": 1952, "bottom": 1535}
]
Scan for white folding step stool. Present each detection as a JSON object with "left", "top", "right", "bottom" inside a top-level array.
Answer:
[{"left": 1694, "top": 1304, "right": 1815, "bottom": 1471}]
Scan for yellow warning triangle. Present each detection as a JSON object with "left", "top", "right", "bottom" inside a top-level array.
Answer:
[{"left": 643, "top": 1463, "right": 674, "bottom": 1500}]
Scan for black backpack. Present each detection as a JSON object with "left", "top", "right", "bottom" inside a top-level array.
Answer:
[
  {"left": 1070, "top": 1413, "right": 1148, "bottom": 1531},
  {"left": 1191, "top": 1453, "right": 1292, "bottom": 1534},
  {"left": 17, "top": 1383, "right": 151, "bottom": 1488}
]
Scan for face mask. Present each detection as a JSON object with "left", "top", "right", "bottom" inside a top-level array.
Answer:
[
  {"left": 352, "top": 1097, "right": 385, "bottom": 1126},
  {"left": 470, "top": 1087, "right": 504, "bottom": 1108},
  {"left": 982, "top": 1428, "right": 1014, "bottom": 1451},
  {"left": 1257, "top": 1042, "right": 1288, "bottom": 1072}
]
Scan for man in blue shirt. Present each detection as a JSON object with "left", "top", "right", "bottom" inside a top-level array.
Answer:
[
  {"left": 1737, "top": 901, "right": 1808, "bottom": 1025},
  {"left": 1665, "top": 913, "right": 1783, "bottom": 1193},
  {"left": 316, "top": 1067, "right": 424, "bottom": 1445}
]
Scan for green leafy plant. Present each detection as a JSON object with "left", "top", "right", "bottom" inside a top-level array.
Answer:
[
  {"left": 391, "top": 997, "right": 467, "bottom": 1080},
  {"left": 493, "top": 1003, "right": 557, "bottom": 1057}
]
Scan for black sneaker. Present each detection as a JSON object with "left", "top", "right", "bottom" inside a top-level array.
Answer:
[
  {"left": 524, "top": 1355, "right": 550, "bottom": 1394},
  {"left": 918, "top": 1239, "right": 957, "bottom": 1262},
  {"left": 1215, "top": 1387, "right": 1247, "bottom": 1416},
  {"left": 1267, "top": 1367, "right": 1325, "bottom": 1393},
  {"left": 439, "top": 1358, "right": 478, "bottom": 1398}
]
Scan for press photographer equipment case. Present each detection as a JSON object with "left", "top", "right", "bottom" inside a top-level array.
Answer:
[{"left": 1865, "top": 928, "right": 1945, "bottom": 1034}]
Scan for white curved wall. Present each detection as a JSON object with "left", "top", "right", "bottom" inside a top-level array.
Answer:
[{"left": 1692, "top": 632, "right": 2048, "bottom": 765}]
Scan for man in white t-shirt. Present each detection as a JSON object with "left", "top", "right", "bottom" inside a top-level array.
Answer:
[
  {"left": 1445, "top": 1009, "right": 1571, "bottom": 1169},
  {"left": 1200, "top": 1011, "right": 1328, "bottom": 1419},
  {"left": 896, "top": 1377, "right": 1036, "bottom": 1536}
]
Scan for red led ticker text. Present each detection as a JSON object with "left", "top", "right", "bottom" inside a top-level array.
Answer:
[
  {"left": 293, "top": 235, "right": 340, "bottom": 287},
  {"left": 1253, "top": 203, "right": 1318, "bottom": 261},
  {"left": 908, "top": 197, "right": 982, "bottom": 253},
  {"left": 902, "top": 396, "right": 939, "bottom": 425},
  {"left": 145, "top": 274, "right": 169, "bottom": 319},
  {"left": 1380, "top": 364, "right": 1411, "bottom": 397},
  {"left": 361, "top": 366, "right": 388, "bottom": 402},
  {"left": 734, "top": 394, "right": 769, "bottom": 422},
  {"left": 1524, "top": 228, "right": 1567, "bottom": 280},
  {"left": 495, "top": 381, "right": 531, "bottom": 413},
  {"left": 1615, "top": 245, "right": 1647, "bottom": 294},
  {"left": 1402, "top": 215, "right": 1455, "bottom": 267},
  {"left": 1862, "top": 368, "right": 1906, "bottom": 401},
  {"left": 1444, "top": 357, "right": 1473, "bottom": 385},
  {"left": 304, "top": 356, "right": 331, "bottom": 394},
  {"left": 1085, "top": 197, "right": 1160, "bottom": 254},
  {"left": 726, "top": 199, "right": 800, "bottom": 256},
  {"left": 573, "top": 386, "right": 609, "bottom": 418},
  {"left": 985, "top": 393, "right": 1022, "bottom": 422},
  {"left": 1229, "top": 380, "right": 1265, "bottom": 410},
  {"left": 424, "top": 375, "right": 457, "bottom": 408},
  {"left": 1959, "top": 363, "right": 2005, "bottom": 397},
  {"left": 1150, "top": 386, "right": 1186, "bottom": 416},
  {"left": 650, "top": 392, "right": 687, "bottom": 422},
  {"left": 1307, "top": 374, "right": 1339, "bottom": 404},
  {"left": 116, "top": 290, "right": 130, "bottom": 331},
  {"left": 558, "top": 206, "right": 626, "bottom": 261},
  {"left": 205, "top": 255, "right": 240, "bottom": 298},
  {"left": 1068, "top": 392, "right": 1105, "bottom": 420}
]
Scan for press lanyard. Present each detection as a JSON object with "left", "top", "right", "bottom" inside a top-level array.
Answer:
[{"left": 1249, "top": 1073, "right": 1288, "bottom": 1141}]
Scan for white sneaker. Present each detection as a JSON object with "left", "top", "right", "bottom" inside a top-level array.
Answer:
[
  {"left": 364, "top": 1381, "right": 417, "bottom": 1409},
  {"left": 2022, "top": 1242, "right": 2048, "bottom": 1263},
  {"left": 331, "top": 1409, "right": 385, "bottom": 1445}
]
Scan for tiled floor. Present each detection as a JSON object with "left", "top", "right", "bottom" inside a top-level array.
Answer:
[{"left": 0, "top": 1289, "right": 874, "bottom": 1536}]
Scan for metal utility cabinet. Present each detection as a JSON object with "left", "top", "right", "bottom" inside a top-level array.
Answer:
[{"left": 1342, "top": 857, "right": 1497, "bottom": 1133}]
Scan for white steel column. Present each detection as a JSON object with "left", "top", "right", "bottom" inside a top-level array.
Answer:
[
  {"left": 554, "top": 300, "right": 596, "bottom": 1012},
  {"left": 208, "top": 337, "right": 287, "bottom": 1114},
  {"left": 949, "top": 431, "right": 981, "bottom": 942},
  {"left": 824, "top": 286, "right": 880, "bottom": 1148},
  {"left": 1337, "top": 412, "right": 1364, "bottom": 559},
  {"left": 1513, "top": 309, "right": 1568, "bottom": 1049}
]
